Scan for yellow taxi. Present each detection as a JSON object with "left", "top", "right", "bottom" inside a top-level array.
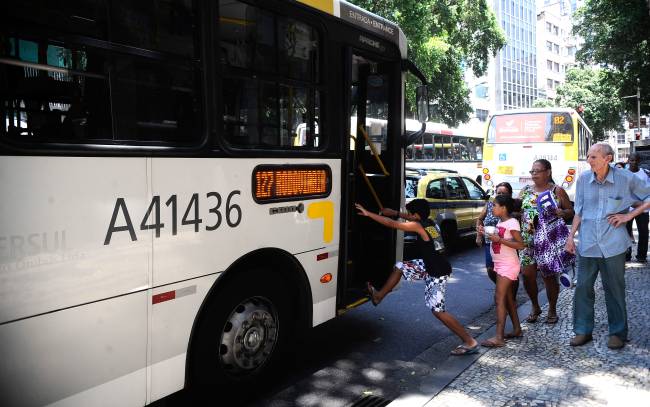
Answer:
[{"left": 405, "top": 168, "right": 491, "bottom": 250}]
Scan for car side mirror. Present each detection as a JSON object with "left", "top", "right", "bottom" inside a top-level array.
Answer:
[{"left": 484, "top": 189, "right": 493, "bottom": 198}]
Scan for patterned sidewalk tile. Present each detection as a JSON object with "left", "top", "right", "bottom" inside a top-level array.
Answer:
[{"left": 426, "top": 264, "right": 650, "bottom": 407}]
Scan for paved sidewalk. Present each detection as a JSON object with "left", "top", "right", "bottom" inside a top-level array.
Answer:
[{"left": 417, "top": 263, "right": 650, "bottom": 406}]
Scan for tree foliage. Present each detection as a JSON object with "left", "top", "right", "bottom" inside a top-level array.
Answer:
[
  {"left": 552, "top": 67, "right": 624, "bottom": 141},
  {"left": 350, "top": 0, "right": 505, "bottom": 126},
  {"left": 574, "top": 0, "right": 650, "bottom": 116}
]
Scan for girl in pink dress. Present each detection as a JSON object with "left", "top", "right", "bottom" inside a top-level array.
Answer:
[{"left": 482, "top": 195, "right": 526, "bottom": 347}]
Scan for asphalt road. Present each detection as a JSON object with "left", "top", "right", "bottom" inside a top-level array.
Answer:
[{"left": 248, "top": 239, "right": 497, "bottom": 406}]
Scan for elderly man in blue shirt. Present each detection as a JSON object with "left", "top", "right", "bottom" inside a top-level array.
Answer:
[{"left": 566, "top": 142, "right": 650, "bottom": 349}]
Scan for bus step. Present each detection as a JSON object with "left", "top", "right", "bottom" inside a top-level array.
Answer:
[{"left": 349, "top": 395, "right": 392, "bottom": 407}]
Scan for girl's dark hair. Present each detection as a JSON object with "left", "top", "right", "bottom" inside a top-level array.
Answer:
[
  {"left": 405, "top": 199, "right": 430, "bottom": 221},
  {"left": 494, "top": 194, "right": 515, "bottom": 214},
  {"left": 494, "top": 182, "right": 513, "bottom": 196},
  {"left": 534, "top": 159, "right": 556, "bottom": 184}
]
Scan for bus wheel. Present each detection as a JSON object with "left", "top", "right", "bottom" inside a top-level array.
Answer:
[
  {"left": 440, "top": 221, "right": 457, "bottom": 252},
  {"left": 190, "top": 270, "right": 292, "bottom": 401}
]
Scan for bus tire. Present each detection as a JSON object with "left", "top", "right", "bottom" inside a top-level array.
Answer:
[
  {"left": 440, "top": 221, "right": 457, "bottom": 252},
  {"left": 189, "top": 268, "right": 293, "bottom": 403}
]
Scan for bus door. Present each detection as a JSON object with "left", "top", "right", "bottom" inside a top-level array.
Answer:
[{"left": 342, "top": 51, "right": 401, "bottom": 303}]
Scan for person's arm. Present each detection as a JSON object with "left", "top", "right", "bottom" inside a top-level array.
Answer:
[
  {"left": 476, "top": 203, "right": 488, "bottom": 231},
  {"left": 565, "top": 213, "right": 581, "bottom": 254},
  {"left": 379, "top": 207, "right": 417, "bottom": 221},
  {"left": 475, "top": 203, "right": 488, "bottom": 245},
  {"left": 487, "top": 229, "right": 525, "bottom": 250},
  {"left": 356, "top": 203, "right": 422, "bottom": 233},
  {"left": 554, "top": 186, "right": 574, "bottom": 220},
  {"left": 608, "top": 202, "right": 650, "bottom": 227},
  {"left": 607, "top": 173, "right": 650, "bottom": 227}
]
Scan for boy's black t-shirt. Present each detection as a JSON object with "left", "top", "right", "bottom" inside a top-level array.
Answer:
[{"left": 416, "top": 219, "right": 452, "bottom": 278}]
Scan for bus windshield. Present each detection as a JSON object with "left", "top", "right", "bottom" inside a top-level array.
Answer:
[{"left": 487, "top": 112, "right": 573, "bottom": 144}]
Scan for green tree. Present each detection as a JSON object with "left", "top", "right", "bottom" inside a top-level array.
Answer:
[
  {"left": 554, "top": 67, "right": 624, "bottom": 142},
  {"left": 532, "top": 98, "right": 556, "bottom": 108},
  {"left": 574, "top": 0, "right": 650, "bottom": 116},
  {"left": 350, "top": 0, "right": 506, "bottom": 127}
]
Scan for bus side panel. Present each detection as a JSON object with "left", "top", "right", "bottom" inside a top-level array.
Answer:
[
  {"left": 147, "top": 158, "right": 341, "bottom": 399},
  {"left": 0, "top": 156, "right": 151, "bottom": 406},
  {"left": 0, "top": 156, "right": 151, "bottom": 323},
  {"left": 0, "top": 292, "right": 148, "bottom": 407},
  {"left": 149, "top": 274, "right": 218, "bottom": 403},
  {"left": 149, "top": 158, "right": 341, "bottom": 286},
  {"left": 294, "top": 246, "right": 339, "bottom": 326}
]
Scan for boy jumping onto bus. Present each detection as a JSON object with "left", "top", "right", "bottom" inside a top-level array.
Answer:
[{"left": 355, "top": 199, "right": 479, "bottom": 355}]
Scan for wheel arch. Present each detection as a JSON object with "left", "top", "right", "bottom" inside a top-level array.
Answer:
[{"left": 184, "top": 248, "right": 313, "bottom": 387}]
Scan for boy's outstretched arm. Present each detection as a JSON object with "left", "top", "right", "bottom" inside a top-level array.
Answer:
[{"left": 355, "top": 203, "right": 421, "bottom": 232}]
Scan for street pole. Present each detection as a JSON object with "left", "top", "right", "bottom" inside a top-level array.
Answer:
[
  {"left": 623, "top": 85, "right": 642, "bottom": 139},
  {"left": 637, "top": 86, "right": 642, "bottom": 139}
]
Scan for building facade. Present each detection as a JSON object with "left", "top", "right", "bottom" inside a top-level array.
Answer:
[{"left": 536, "top": 0, "right": 579, "bottom": 101}]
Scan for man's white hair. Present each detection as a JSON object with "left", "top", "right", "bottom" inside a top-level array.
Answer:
[{"left": 592, "top": 142, "right": 615, "bottom": 161}]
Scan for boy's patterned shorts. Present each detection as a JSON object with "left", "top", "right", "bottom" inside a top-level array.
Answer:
[{"left": 395, "top": 259, "right": 448, "bottom": 312}]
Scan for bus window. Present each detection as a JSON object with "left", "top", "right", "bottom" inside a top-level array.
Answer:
[
  {"left": 219, "top": 0, "right": 321, "bottom": 150},
  {"left": 422, "top": 132, "right": 434, "bottom": 159},
  {"left": 1, "top": 0, "right": 203, "bottom": 145},
  {"left": 434, "top": 135, "right": 444, "bottom": 159},
  {"left": 450, "top": 136, "right": 461, "bottom": 160}
]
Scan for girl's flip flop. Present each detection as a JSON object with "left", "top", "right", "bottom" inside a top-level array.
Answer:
[{"left": 450, "top": 344, "right": 479, "bottom": 356}]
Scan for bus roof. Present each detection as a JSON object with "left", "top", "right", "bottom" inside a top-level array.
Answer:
[
  {"left": 489, "top": 107, "right": 579, "bottom": 116},
  {"left": 297, "top": 0, "right": 407, "bottom": 57},
  {"left": 488, "top": 107, "right": 592, "bottom": 134},
  {"left": 405, "top": 118, "right": 464, "bottom": 137}
]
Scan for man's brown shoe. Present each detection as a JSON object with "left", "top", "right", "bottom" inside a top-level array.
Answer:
[
  {"left": 570, "top": 334, "right": 593, "bottom": 346},
  {"left": 607, "top": 335, "right": 625, "bottom": 349}
]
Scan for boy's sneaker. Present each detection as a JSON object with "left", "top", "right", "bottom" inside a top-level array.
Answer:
[{"left": 635, "top": 257, "right": 647, "bottom": 263}]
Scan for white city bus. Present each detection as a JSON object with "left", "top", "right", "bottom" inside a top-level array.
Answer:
[
  {"left": 405, "top": 119, "right": 484, "bottom": 180},
  {"left": 481, "top": 108, "right": 592, "bottom": 200},
  {"left": 0, "top": 1, "right": 427, "bottom": 405}
]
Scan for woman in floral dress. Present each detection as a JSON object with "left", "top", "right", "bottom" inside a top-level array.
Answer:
[{"left": 519, "top": 159, "right": 574, "bottom": 324}]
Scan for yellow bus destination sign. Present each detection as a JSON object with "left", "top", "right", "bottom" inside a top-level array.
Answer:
[{"left": 253, "top": 165, "right": 331, "bottom": 203}]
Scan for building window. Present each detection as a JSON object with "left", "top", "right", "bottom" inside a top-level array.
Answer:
[
  {"left": 547, "top": 79, "right": 554, "bottom": 88},
  {"left": 476, "top": 109, "right": 489, "bottom": 122},
  {"left": 546, "top": 22, "right": 552, "bottom": 32},
  {"left": 554, "top": 44, "right": 560, "bottom": 54},
  {"left": 554, "top": 62, "right": 560, "bottom": 72},
  {"left": 547, "top": 60, "right": 553, "bottom": 70},
  {"left": 546, "top": 41, "right": 552, "bottom": 51}
]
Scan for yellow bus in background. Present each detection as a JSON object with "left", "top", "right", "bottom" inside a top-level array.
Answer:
[{"left": 481, "top": 108, "right": 592, "bottom": 201}]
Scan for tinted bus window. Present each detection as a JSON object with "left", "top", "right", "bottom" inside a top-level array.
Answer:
[
  {"left": 219, "top": 0, "right": 321, "bottom": 150},
  {"left": 1, "top": 1, "right": 203, "bottom": 146}
]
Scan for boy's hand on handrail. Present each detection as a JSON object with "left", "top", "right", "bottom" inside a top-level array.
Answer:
[{"left": 355, "top": 203, "right": 370, "bottom": 217}]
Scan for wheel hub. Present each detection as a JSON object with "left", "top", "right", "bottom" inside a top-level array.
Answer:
[{"left": 219, "top": 297, "right": 278, "bottom": 375}]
